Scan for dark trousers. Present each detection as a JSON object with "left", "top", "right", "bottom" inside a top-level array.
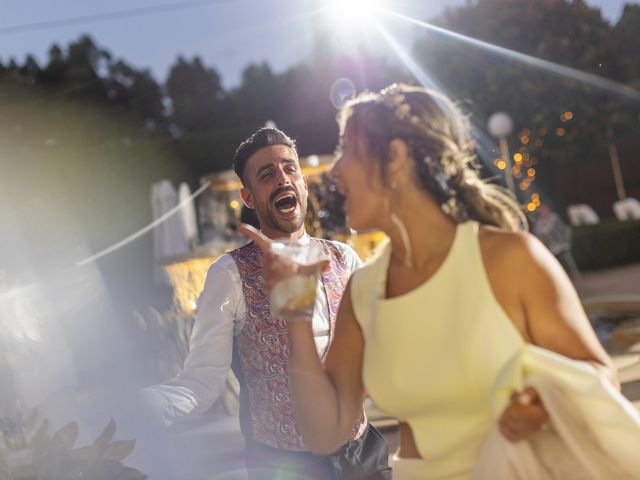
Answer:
[{"left": 244, "top": 424, "right": 392, "bottom": 480}]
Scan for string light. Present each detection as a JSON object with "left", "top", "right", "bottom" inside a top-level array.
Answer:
[
  {"left": 531, "top": 193, "right": 541, "bottom": 206},
  {"left": 561, "top": 111, "right": 574, "bottom": 122}
]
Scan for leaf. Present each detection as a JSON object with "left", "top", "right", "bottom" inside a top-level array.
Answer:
[
  {"left": 86, "top": 418, "right": 117, "bottom": 465},
  {"left": 53, "top": 421, "right": 79, "bottom": 450},
  {"left": 30, "top": 419, "right": 49, "bottom": 453},
  {"left": 102, "top": 439, "right": 136, "bottom": 461},
  {"left": 116, "top": 466, "right": 148, "bottom": 480},
  {"left": 23, "top": 407, "right": 40, "bottom": 434},
  {"left": 73, "top": 446, "right": 92, "bottom": 460},
  {"left": 92, "top": 418, "right": 116, "bottom": 450}
]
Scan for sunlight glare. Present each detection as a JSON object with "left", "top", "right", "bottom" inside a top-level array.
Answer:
[
  {"left": 326, "top": 0, "right": 385, "bottom": 32},
  {"left": 380, "top": 8, "right": 640, "bottom": 101}
]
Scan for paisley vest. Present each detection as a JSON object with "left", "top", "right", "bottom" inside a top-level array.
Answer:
[{"left": 230, "top": 238, "right": 366, "bottom": 451}]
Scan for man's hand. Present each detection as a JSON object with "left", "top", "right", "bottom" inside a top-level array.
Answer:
[{"left": 498, "top": 386, "right": 549, "bottom": 442}]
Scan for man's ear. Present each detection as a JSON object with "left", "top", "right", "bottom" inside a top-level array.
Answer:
[
  {"left": 387, "top": 138, "right": 410, "bottom": 179},
  {"left": 240, "top": 187, "right": 254, "bottom": 209}
]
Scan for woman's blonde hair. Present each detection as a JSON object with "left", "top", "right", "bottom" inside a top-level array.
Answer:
[{"left": 338, "top": 84, "right": 526, "bottom": 231}]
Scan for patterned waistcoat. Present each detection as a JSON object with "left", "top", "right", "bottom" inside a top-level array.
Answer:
[{"left": 230, "top": 238, "right": 366, "bottom": 451}]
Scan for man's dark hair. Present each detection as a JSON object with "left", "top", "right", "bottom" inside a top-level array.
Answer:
[{"left": 233, "top": 127, "right": 297, "bottom": 184}]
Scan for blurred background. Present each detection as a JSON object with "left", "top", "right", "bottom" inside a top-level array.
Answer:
[{"left": 1, "top": 0, "right": 639, "bottom": 478}]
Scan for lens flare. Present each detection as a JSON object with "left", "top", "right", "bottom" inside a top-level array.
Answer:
[
  {"left": 380, "top": 8, "right": 640, "bottom": 102},
  {"left": 330, "top": 78, "right": 357, "bottom": 109},
  {"left": 326, "top": 0, "right": 381, "bottom": 29}
]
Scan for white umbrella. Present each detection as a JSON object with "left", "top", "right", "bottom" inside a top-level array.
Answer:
[
  {"left": 178, "top": 182, "right": 198, "bottom": 246},
  {"left": 151, "top": 180, "right": 189, "bottom": 284}
]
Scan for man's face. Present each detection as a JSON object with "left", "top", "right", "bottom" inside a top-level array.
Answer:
[{"left": 240, "top": 145, "right": 308, "bottom": 236}]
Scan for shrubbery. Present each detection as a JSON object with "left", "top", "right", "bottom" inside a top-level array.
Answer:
[{"left": 572, "top": 219, "right": 640, "bottom": 271}]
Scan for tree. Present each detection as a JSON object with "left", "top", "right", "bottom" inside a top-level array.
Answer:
[
  {"left": 64, "top": 35, "right": 112, "bottom": 99},
  {"left": 227, "top": 62, "right": 285, "bottom": 128},
  {"left": 411, "top": 0, "right": 636, "bottom": 205},
  {"left": 38, "top": 44, "right": 66, "bottom": 87},
  {"left": 165, "top": 56, "right": 225, "bottom": 133},
  {"left": 18, "top": 55, "right": 41, "bottom": 85},
  {"left": 614, "top": 4, "right": 640, "bottom": 88},
  {"left": 108, "top": 60, "right": 165, "bottom": 124}
]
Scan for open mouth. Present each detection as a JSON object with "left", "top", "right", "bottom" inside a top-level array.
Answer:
[{"left": 273, "top": 192, "right": 298, "bottom": 215}]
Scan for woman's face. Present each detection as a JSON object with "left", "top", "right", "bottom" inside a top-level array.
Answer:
[{"left": 329, "top": 122, "right": 387, "bottom": 231}]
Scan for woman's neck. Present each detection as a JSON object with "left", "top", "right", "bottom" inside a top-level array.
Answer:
[{"left": 383, "top": 188, "right": 457, "bottom": 270}]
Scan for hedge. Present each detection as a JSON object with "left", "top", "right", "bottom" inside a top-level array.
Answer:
[{"left": 572, "top": 219, "right": 640, "bottom": 271}]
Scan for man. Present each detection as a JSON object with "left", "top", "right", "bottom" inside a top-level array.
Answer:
[
  {"left": 531, "top": 203, "right": 581, "bottom": 278},
  {"left": 152, "top": 128, "right": 390, "bottom": 479}
]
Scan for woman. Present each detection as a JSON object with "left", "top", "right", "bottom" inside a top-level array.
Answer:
[{"left": 241, "top": 84, "right": 619, "bottom": 479}]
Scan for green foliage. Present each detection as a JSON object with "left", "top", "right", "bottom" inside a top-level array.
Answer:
[
  {"left": 0, "top": 35, "right": 167, "bottom": 127},
  {"left": 0, "top": 91, "right": 191, "bottom": 318},
  {"left": 410, "top": 0, "right": 640, "bottom": 207},
  {"left": 30, "top": 417, "right": 146, "bottom": 480},
  {"left": 166, "top": 56, "right": 225, "bottom": 133},
  {"left": 413, "top": 0, "right": 626, "bottom": 154},
  {"left": 133, "top": 307, "right": 194, "bottom": 383},
  {"left": 0, "top": 410, "right": 146, "bottom": 480},
  {"left": 614, "top": 5, "right": 640, "bottom": 86},
  {"left": 572, "top": 219, "right": 640, "bottom": 271}
]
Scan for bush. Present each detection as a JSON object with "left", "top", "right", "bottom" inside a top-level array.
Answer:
[{"left": 572, "top": 219, "right": 640, "bottom": 271}]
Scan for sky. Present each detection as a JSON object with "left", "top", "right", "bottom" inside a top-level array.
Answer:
[{"left": 0, "top": 0, "right": 636, "bottom": 88}]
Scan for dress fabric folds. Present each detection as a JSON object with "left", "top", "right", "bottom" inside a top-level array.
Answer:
[{"left": 471, "top": 345, "right": 640, "bottom": 480}]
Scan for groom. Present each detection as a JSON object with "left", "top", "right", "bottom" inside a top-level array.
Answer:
[{"left": 154, "top": 127, "right": 391, "bottom": 479}]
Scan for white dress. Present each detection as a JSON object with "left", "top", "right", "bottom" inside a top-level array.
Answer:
[{"left": 471, "top": 345, "right": 640, "bottom": 479}]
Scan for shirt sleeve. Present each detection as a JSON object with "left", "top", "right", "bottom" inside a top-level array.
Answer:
[{"left": 143, "top": 255, "right": 241, "bottom": 425}]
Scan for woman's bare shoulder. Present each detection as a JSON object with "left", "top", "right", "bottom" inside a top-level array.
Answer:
[{"left": 478, "top": 224, "right": 540, "bottom": 261}]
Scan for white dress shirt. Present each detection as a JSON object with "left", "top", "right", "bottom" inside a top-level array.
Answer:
[{"left": 146, "top": 238, "right": 361, "bottom": 425}]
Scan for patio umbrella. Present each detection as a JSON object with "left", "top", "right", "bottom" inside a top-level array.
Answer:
[
  {"left": 151, "top": 180, "right": 189, "bottom": 284},
  {"left": 178, "top": 182, "right": 198, "bottom": 247}
]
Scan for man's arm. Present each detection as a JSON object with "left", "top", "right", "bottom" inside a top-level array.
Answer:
[{"left": 144, "top": 256, "right": 242, "bottom": 425}]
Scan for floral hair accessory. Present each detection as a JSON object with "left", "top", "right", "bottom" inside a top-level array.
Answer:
[{"left": 377, "top": 84, "right": 422, "bottom": 126}]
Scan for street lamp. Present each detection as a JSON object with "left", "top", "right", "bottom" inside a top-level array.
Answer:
[
  {"left": 487, "top": 112, "right": 515, "bottom": 194},
  {"left": 606, "top": 128, "right": 626, "bottom": 201},
  {"left": 606, "top": 113, "right": 628, "bottom": 202}
]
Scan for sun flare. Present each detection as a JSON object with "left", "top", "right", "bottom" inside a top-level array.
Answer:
[{"left": 325, "top": 0, "right": 385, "bottom": 32}]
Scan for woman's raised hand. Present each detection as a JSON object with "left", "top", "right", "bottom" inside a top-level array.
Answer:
[{"left": 237, "top": 224, "right": 329, "bottom": 292}]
